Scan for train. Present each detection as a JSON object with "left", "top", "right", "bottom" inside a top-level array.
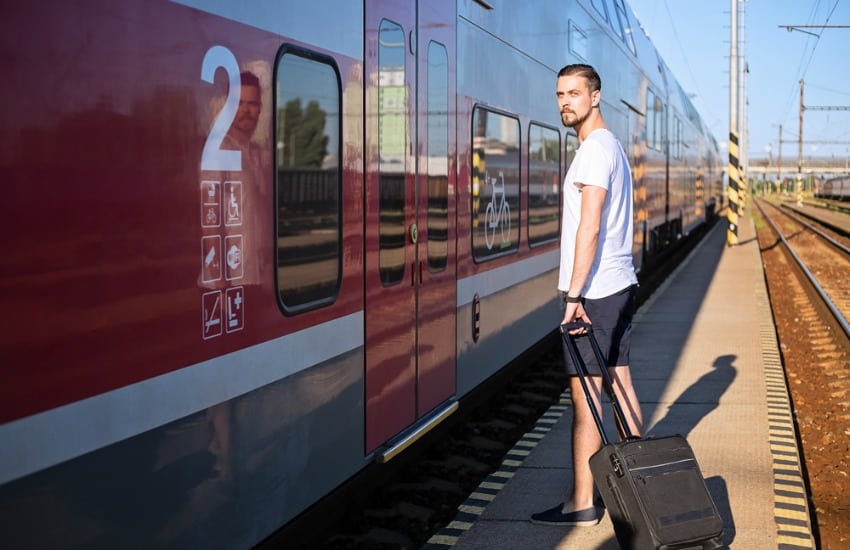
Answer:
[
  {"left": 0, "top": 1, "right": 723, "bottom": 547},
  {"left": 815, "top": 175, "right": 850, "bottom": 200}
]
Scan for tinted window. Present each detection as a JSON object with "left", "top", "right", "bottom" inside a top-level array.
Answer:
[
  {"left": 275, "top": 50, "right": 341, "bottom": 313},
  {"left": 566, "top": 133, "right": 579, "bottom": 171},
  {"left": 378, "top": 19, "right": 407, "bottom": 285},
  {"left": 472, "top": 107, "right": 519, "bottom": 260},
  {"left": 528, "top": 123, "right": 560, "bottom": 245},
  {"left": 427, "top": 41, "right": 449, "bottom": 271},
  {"left": 647, "top": 89, "right": 657, "bottom": 150},
  {"left": 590, "top": 0, "right": 609, "bottom": 22},
  {"left": 611, "top": 0, "right": 637, "bottom": 55}
]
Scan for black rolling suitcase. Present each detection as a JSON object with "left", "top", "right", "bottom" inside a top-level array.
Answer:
[{"left": 561, "top": 322, "right": 723, "bottom": 550}]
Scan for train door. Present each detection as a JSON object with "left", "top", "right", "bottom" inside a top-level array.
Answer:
[{"left": 364, "top": 0, "right": 457, "bottom": 453}]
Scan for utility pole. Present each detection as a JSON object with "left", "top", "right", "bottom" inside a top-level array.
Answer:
[
  {"left": 740, "top": 2, "right": 748, "bottom": 196},
  {"left": 798, "top": 80, "right": 804, "bottom": 205},
  {"left": 726, "top": 0, "right": 741, "bottom": 246},
  {"left": 777, "top": 124, "right": 782, "bottom": 186}
]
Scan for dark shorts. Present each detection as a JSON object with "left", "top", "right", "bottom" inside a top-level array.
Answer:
[{"left": 562, "top": 284, "right": 637, "bottom": 376}]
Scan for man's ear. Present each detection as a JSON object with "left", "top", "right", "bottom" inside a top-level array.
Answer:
[{"left": 592, "top": 90, "right": 601, "bottom": 107}]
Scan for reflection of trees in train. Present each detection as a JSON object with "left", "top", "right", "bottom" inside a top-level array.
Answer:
[{"left": 279, "top": 99, "right": 329, "bottom": 168}]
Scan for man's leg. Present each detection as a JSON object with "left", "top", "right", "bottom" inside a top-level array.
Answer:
[
  {"left": 565, "top": 374, "right": 603, "bottom": 512},
  {"left": 608, "top": 365, "right": 643, "bottom": 437},
  {"left": 531, "top": 373, "right": 606, "bottom": 525}
]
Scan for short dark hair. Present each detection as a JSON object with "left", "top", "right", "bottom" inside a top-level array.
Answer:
[
  {"left": 557, "top": 64, "right": 601, "bottom": 93},
  {"left": 240, "top": 71, "right": 260, "bottom": 90}
]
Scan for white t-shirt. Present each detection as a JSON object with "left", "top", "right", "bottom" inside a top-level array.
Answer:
[{"left": 558, "top": 128, "right": 637, "bottom": 299}]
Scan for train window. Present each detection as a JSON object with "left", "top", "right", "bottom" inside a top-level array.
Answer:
[
  {"left": 647, "top": 89, "right": 663, "bottom": 151},
  {"left": 275, "top": 48, "right": 342, "bottom": 314},
  {"left": 656, "top": 97, "right": 666, "bottom": 152},
  {"left": 427, "top": 41, "right": 449, "bottom": 272},
  {"left": 673, "top": 115, "right": 684, "bottom": 159},
  {"left": 646, "top": 89, "right": 656, "bottom": 150},
  {"left": 378, "top": 18, "right": 407, "bottom": 285},
  {"left": 569, "top": 21, "right": 588, "bottom": 61},
  {"left": 528, "top": 123, "right": 561, "bottom": 246},
  {"left": 590, "top": 0, "right": 609, "bottom": 23},
  {"left": 611, "top": 0, "right": 637, "bottom": 56},
  {"left": 566, "top": 133, "right": 579, "bottom": 168},
  {"left": 471, "top": 106, "right": 520, "bottom": 261}
]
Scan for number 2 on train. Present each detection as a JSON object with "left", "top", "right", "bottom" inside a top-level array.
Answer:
[{"left": 200, "top": 45, "right": 242, "bottom": 172}]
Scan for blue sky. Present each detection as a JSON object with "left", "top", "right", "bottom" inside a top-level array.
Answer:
[{"left": 628, "top": 0, "right": 850, "bottom": 171}]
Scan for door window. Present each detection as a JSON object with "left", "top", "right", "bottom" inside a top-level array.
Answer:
[
  {"left": 426, "top": 41, "right": 449, "bottom": 271},
  {"left": 378, "top": 19, "right": 407, "bottom": 285}
]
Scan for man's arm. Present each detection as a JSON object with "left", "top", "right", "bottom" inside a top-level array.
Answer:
[
  {"left": 561, "top": 183, "right": 606, "bottom": 328},
  {"left": 567, "top": 184, "right": 606, "bottom": 298}
]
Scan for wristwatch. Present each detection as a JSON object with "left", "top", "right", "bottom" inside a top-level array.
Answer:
[{"left": 564, "top": 293, "right": 582, "bottom": 303}]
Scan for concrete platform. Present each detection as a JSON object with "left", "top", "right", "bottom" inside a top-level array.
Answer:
[{"left": 423, "top": 216, "right": 815, "bottom": 550}]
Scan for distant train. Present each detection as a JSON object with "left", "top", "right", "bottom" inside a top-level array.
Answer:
[
  {"left": 0, "top": 1, "right": 722, "bottom": 547},
  {"left": 815, "top": 175, "right": 850, "bottom": 200}
]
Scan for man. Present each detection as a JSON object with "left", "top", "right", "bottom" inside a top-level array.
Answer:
[
  {"left": 226, "top": 71, "right": 262, "bottom": 151},
  {"left": 223, "top": 70, "right": 267, "bottom": 286},
  {"left": 531, "top": 64, "right": 643, "bottom": 526}
]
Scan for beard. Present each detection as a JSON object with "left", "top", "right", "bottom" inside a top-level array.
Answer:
[{"left": 561, "top": 108, "right": 590, "bottom": 129}]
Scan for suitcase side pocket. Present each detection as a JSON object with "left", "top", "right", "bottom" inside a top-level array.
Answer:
[{"left": 630, "top": 460, "right": 723, "bottom": 543}]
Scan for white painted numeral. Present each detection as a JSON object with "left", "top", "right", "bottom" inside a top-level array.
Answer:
[{"left": 201, "top": 45, "right": 241, "bottom": 172}]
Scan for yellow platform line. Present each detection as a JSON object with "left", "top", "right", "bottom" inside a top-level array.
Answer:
[{"left": 756, "top": 275, "right": 815, "bottom": 549}]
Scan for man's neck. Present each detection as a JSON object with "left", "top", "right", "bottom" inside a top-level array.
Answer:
[
  {"left": 226, "top": 129, "right": 252, "bottom": 148},
  {"left": 577, "top": 112, "right": 607, "bottom": 142}
]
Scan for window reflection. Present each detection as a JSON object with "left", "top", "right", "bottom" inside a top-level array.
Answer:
[
  {"left": 472, "top": 107, "right": 519, "bottom": 260},
  {"left": 378, "top": 19, "right": 407, "bottom": 285},
  {"left": 275, "top": 51, "right": 341, "bottom": 312},
  {"left": 427, "top": 41, "right": 449, "bottom": 271},
  {"left": 528, "top": 124, "right": 560, "bottom": 245}
]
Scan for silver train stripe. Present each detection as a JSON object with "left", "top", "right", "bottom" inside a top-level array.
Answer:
[
  {"left": 457, "top": 249, "right": 559, "bottom": 307},
  {"left": 0, "top": 311, "right": 364, "bottom": 486}
]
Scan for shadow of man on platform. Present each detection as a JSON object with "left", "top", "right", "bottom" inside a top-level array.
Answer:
[
  {"left": 648, "top": 354, "right": 737, "bottom": 440},
  {"left": 644, "top": 354, "right": 739, "bottom": 548}
]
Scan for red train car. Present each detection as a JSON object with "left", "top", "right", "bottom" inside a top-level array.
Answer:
[{"left": 0, "top": 1, "right": 721, "bottom": 547}]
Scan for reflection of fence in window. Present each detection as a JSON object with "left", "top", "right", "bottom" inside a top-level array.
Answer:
[
  {"left": 277, "top": 168, "right": 340, "bottom": 308},
  {"left": 378, "top": 173, "right": 406, "bottom": 284},
  {"left": 427, "top": 175, "right": 449, "bottom": 271}
]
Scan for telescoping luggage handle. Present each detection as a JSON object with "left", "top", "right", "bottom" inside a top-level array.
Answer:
[{"left": 560, "top": 322, "right": 638, "bottom": 445}]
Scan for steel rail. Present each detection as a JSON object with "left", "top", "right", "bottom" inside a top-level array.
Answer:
[{"left": 756, "top": 199, "right": 850, "bottom": 340}]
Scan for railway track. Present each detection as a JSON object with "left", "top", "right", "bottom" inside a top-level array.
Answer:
[{"left": 753, "top": 197, "right": 850, "bottom": 549}]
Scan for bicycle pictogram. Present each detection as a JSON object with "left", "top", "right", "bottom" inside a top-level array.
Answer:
[{"left": 484, "top": 171, "right": 511, "bottom": 250}]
